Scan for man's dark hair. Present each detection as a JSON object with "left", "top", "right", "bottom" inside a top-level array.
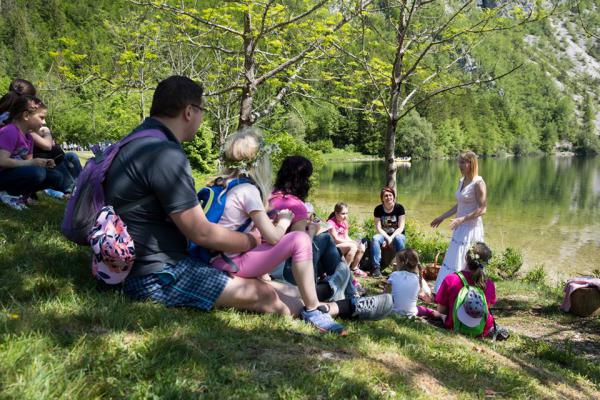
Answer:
[{"left": 150, "top": 76, "right": 204, "bottom": 118}]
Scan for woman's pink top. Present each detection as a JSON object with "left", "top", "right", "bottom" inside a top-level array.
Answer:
[
  {"left": 435, "top": 270, "right": 496, "bottom": 336},
  {"left": 268, "top": 191, "right": 308, "bottom": 224},
  {"left": 327, "top": 217, "right": 348, "bottom": 239}
]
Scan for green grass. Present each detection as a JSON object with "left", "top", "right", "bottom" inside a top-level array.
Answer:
[{"left": 0, "top": 201, "right": 598, "bottom": 399}]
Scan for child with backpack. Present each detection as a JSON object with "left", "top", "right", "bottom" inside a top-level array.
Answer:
[
  {"left": 0, "top": 95, "right": 63, "bottom": 209},
  {"left": 435, "top": 242, "right": 497, "bottom": 338},
  {"left": 198, "top": 128, "right": 347, "bottom": 335},
  {"left": 386, "top": 249, "right": 444, "bottom": 319}
]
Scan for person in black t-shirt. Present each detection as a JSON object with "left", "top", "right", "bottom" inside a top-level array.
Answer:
[{"left": 371, "top": 186, "right": 406, "bottom": 277}]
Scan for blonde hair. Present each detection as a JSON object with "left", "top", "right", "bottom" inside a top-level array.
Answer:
[
  {"left": 395, "top": 249, "right": 422, "bottom": 290},
  {"left": 219, "top": 127, "right": 272, "bottom": 205},
  {"left": 459, "top": 150, "right": 478, "bottom": 179}
]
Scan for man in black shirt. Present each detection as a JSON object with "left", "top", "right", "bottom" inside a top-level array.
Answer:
[{"left": 104, "top": 76, "right": 298, "bottom": 315}]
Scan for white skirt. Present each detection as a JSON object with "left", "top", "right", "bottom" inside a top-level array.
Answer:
[{"left": 434, "top": 218, "right": 484, "bottom": 293}]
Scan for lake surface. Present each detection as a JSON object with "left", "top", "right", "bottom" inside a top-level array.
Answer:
[{"left": 313, "top": 157, "right": 600, "bottom": 281}]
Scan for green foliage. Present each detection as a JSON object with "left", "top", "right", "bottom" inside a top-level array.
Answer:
[
  {"left": 396, "top": 111, "right": 438, "bottom": 158},
  {"left": 522, "top": 265, "right": 547, "bottom": 285},
  {"left": 182, "top": 123, "right": 216, "bottom": 173},
  {"left": 488, "top": 247, "right": 524, "bottom": 280},
  {"left": 309, "top": 138, "right": 334, "bottom": 153}
]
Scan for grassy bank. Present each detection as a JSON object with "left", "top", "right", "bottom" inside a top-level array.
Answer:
[{"left": 0, "top": 199, "right": 598, "bottom": 399}]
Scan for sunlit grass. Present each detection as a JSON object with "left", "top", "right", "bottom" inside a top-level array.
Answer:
[{"left": 0, "top": 200, "right": 598, "bottom": 399}]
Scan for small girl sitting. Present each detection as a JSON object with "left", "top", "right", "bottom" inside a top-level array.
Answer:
[
  {"left": 206, "top": 128, "right": 346, "bottom": 335},
  {"left": 386, "top": 249, "right": 444, "bottom": 319},
  {"left": 327, "top": 202, "right": 367, "bottom": 277}
]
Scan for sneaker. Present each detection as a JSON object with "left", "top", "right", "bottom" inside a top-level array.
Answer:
[
  {"left": 0, "top": 191, "right": 26, "bottom": 210},
  {"left": 352, "top": 268, "right": 368, "bottom": 278},
  {"left": 352, "top": 294, "right": 393, "bottom": 320},
  {"left": 371, "top": 268, "right": 382, "bottom": 278},
  {"left": 43, "top": 189, "right": 65, "bottom": 199},
  {"left": 301, "top": 308, "right": 348, "bottom": 336},
  {"left": 490, "top": 326, "right": 510, "bottom": 341}
]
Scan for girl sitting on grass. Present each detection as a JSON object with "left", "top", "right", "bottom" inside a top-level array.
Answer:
[
  {"left": 207, "top": 128, "right": 346, "bottom": 335},
  {"left": 386, "top": 249, "right": 444, "bottom": 319},
  {"left": 327, "top": 202, "right": 367, "bottom": 277},
  {"left": 0, "top": 96, "right": 63, "bottom": 210}
]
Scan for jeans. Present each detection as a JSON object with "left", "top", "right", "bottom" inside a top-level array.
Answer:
[
  {"left": 0, "top": 166, "right": 63, "bottom": 196},
  {"left": 271, "top": 232, "right": 355, "bottom": 301},
  {"left": 371, "top": 233, "right": 406, "bottom": 268},
  {"left": 55, "top": 152, "right": 82, "bottom": 193}
]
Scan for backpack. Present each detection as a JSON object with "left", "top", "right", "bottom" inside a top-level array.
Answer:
[
  {"left": 188, "top": 177, "right": 255, "bottom": 271},
  {"left": 452, "top": 272, "right": 489, "bottom": 337},
  {"left": 60, "top": 129, "right": 167, "bottom": 284},
  {"left": 61, "top": 129, "right": 166, "bottom": 245}
]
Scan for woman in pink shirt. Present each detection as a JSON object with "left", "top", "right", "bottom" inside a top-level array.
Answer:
[{"left": 435, "top": 242, "right": 496, "bottom": 337}]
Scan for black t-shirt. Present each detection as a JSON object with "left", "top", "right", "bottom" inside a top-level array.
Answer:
[
  {"left": 104, "top": 118, "right": 199, "bottom": 276},
  {"left": 373, "top": 203, "right": 406, "bottom": 235}
]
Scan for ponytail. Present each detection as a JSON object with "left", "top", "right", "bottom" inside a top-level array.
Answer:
[
  {"left": 466, "top": 242, "right": 492, "bottom": 290},
  {"left": 395, "top": 248, "right": 421, "bottom": 289}
]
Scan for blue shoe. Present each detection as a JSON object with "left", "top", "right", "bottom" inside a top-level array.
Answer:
[
  {"left": 301, "top": 308, "right": 347, "bottom": 336},
  {"left": 43, "top": 189, "right": 65, "bottom": 199}
]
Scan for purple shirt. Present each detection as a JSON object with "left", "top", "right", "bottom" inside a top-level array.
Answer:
[{"left": 0, "top": 123, "right": 33, "bottom": 171}]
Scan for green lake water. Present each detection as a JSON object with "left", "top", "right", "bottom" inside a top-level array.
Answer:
[{"left": 313, "top": 157, "right": 600, "bottom": 281}]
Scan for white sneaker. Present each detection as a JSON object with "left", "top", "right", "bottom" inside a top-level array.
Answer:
[{"left": 0, "top": 191, "right": 26, "bottom": 210}]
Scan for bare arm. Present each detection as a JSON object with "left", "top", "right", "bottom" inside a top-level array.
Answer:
[
  {"left": 0, "top": 149, "right": 54, "bottom": 169},
  {"left": 30, "top": 131, "right": 53, "bottom": 151},
  {"left": 374, "top": 217, "right": 391, "bottom": 241},
  {"left": 170, "top": 205, "right": 258, "bottom": 253},
  {"left": 389, "top": 214, "right": 406, "bottom": 240},
  {"left": 250, "top": 209, "right": 292, "bottom": 245},
  {"left": 449, "top": 180, "right": 487, "bottom": 230},
  {"left": 430, "top": 204, "right": 458, "bottom": 228}
]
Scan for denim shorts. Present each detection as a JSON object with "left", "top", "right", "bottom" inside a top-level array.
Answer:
[{"left": 123, "top": 257, "right": 230, "bottom": 310}]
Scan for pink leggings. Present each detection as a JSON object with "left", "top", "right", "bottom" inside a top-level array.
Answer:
[
  {"left": 212, "top": 231, "right": 313, "bottom": 278},
  {"left": 417, "top": 305, "right": 435, "bottom": 318}
]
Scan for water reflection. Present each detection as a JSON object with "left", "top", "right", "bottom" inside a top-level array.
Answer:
[{"left": 314, "top": 157, "right": 600, "bottom": 280}]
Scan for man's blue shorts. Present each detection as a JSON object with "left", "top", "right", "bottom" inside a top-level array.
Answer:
[{"left": 123, "top": 257, "right": 230, "bottom": 310}]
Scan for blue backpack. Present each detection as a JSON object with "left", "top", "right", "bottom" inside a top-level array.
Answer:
[{"left": 188, "top": 177, "right": 254, "bottom": 271}]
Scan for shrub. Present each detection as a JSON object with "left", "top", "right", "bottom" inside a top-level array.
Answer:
[
  {"left": 308, "top": 138, "right": 334, "bottom": 153},
  {"left": 523, "top": 265, "right": 547, "bottom": 285},
  {"left": 488, "top": 247, "right": 523, "bottom": 280}
]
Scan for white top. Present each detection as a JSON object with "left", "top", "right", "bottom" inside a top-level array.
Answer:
[
  {"left": 388, "top": 271, "right": 431, "bottom": 317},
  {"left": 456, "top": 176, "right": 484, "bottom": 223},
  {"left": 218, "top": 183, "right": 264, "bottom": 232}
]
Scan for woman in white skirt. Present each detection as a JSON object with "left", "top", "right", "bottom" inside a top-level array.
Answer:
[{"left": 430, "top": 151, "right": 487, "bottom": 293}]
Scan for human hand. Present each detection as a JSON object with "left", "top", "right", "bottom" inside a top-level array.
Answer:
[
  {"left": 247, "top": 228, "right": 262, "bottom": 248},
  {"left": 307, "top": 220, "right": 320, "bottom": 236},
  {"left": 449, "top": 217, "right": 465, "bottom": 230},
  {"left": 381, "top": 240, "right": 388, "bottom": 249},
  {"left": 31, "top": 158, "right": 55, "bottom": 168},
  {"left": 430, "top": 216, "right": 444, "bottom": 228},
  {"left": 277, "top": 209, "right": 294, "bottom": 222}
]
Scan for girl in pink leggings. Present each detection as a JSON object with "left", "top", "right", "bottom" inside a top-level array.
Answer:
[{"left": 210, "top": 128, "right": 346, "bottom": 335}]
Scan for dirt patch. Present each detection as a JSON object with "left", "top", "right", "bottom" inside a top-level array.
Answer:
[{"left": 497, "top": 296, "right": 600, "bottom": 363}]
